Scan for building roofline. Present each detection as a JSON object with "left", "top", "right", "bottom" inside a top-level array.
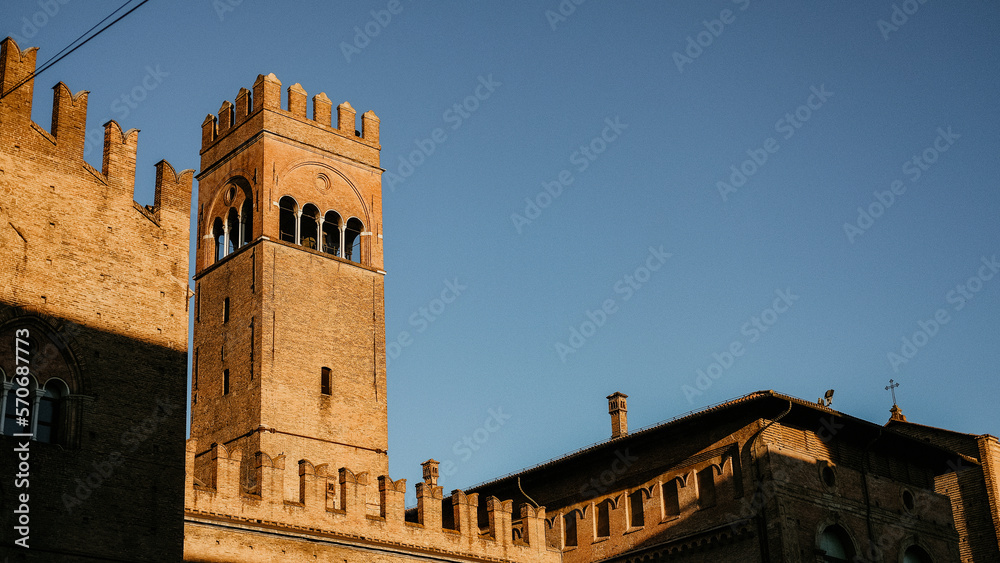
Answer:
[{"left": 463, "top": 390, "right": 971, "bottom": 493}]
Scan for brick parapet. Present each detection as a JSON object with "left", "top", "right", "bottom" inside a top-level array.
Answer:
[
  {"left": 185, "top": 439, "right": 558, "bottom": 563},
  {"left": 199, "top": 73, "right": 381, "bottom": 173}
]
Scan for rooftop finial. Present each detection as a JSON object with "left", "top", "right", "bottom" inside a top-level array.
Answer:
[{"left": 885, "top": 378, "right": 900, "bottom": 406}]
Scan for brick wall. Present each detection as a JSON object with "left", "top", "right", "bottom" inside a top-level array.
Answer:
[{"left": 0, "top": 37, "right": 191, "bottom": 560}]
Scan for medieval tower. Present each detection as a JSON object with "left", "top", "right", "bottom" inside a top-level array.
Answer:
[{"left": 189, "top": 73, "right": 388, "bottom": 486}]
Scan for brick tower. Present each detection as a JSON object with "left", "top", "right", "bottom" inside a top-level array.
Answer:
[{"left": 190, "top": 73, "right": 387, "bottom": 491}]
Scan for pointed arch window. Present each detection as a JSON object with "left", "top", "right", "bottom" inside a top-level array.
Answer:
[
  {"left": 0, "top": 323, "right": 82, "bottom": 448},
  {"left": 903, "top": 546, "right": 932, "bottom": 563},
  {"left": 819, "top": 525, "right": 855, "bottom": 563}
]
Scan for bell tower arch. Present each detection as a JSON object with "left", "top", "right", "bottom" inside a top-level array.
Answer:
[{"left": 190, "top": 73, "right": 387, "bottom": 483}]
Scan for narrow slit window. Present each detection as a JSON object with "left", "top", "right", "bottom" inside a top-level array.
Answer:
[
  {"left": 223, "top": 297, "right": 230, "bottom": 323},
  {"left": 223, "top": 369, "right": 230, "bottom": 395},
  {"left": 249, "top": 319, "right": 254, "bottom": 380},
  {"left": 321, "top": 367, "right": 332, "bottom": 395}
]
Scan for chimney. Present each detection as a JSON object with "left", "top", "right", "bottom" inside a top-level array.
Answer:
[
  {"left": 608, "top": 392, "right": 628, "bottom": 439},
  {"left": 421, "top": 459, "right": 439, "bottom": 486}
]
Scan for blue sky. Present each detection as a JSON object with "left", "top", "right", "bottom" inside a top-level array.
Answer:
[{"left": 3, "top": 1, "right": 998, "bottom": 499}]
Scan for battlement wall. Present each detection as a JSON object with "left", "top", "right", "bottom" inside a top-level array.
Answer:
[
  {"left": 0, "top": 37, "right": 192, "bottom": 349},
  {"left": 199, "top": 72, "right": 381, "bottom": 173},
  {"left": 185, "top": 440, "right": 559, "bottom": 563},
  {"left": 0, "top": 38, "right": 192, "bottom": 231}
]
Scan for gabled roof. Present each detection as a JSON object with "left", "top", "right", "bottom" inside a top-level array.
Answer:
[{"left": 464, "top": 390, "right": 969, "bottom": 497}]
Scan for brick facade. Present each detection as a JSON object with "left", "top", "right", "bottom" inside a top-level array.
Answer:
[{"left": 0, "top": 37, "right": 190, "bottom": 560}]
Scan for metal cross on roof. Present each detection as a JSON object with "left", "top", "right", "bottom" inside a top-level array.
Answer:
[{"left": 885, "top": 378, "right": 900, "bottom": 406}]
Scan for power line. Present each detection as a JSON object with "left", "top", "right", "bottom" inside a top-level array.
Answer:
[{"left": 1, "top": 0, "right": 154, "bottom": 100}]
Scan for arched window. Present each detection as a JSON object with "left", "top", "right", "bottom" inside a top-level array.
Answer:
[
  {"left": 819, "top": 525, "right": 855, "bottom": 563},
  {"left": 2, "top": 374, "right": 34, "bottom": 436},
  {"left": 278, "top": 196, "right": 297, "bottom": 243},
  {"left": 213, "top": 217, "right": 225, "bottom": 262},
  {"left": 903, "top": 546, "right": 932, "bottom": 563},
  {"left": 0, "top": 322, "right": 81, "bottom": 448},
  {"left": 37, "top": 379, "right": 68, "bottom": 444},
  {"left": 344, "top": 218, "right": 364, "bottom": 263},
  {"left": 226, "top": 207, "right": 239, "bottom": 255},
  {"left": 240, "top": 198, "right": 252, "bottom": 246},
  {"left": 323, "top": 211, "right": 341, "bottom": 256},
  {"left": 300, "top": 204, "right": 320, "bottom": 250}
]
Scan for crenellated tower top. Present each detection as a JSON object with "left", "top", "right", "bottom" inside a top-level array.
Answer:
[{"left": 199, "top": 72, "right": 380, "bottom": 172}]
